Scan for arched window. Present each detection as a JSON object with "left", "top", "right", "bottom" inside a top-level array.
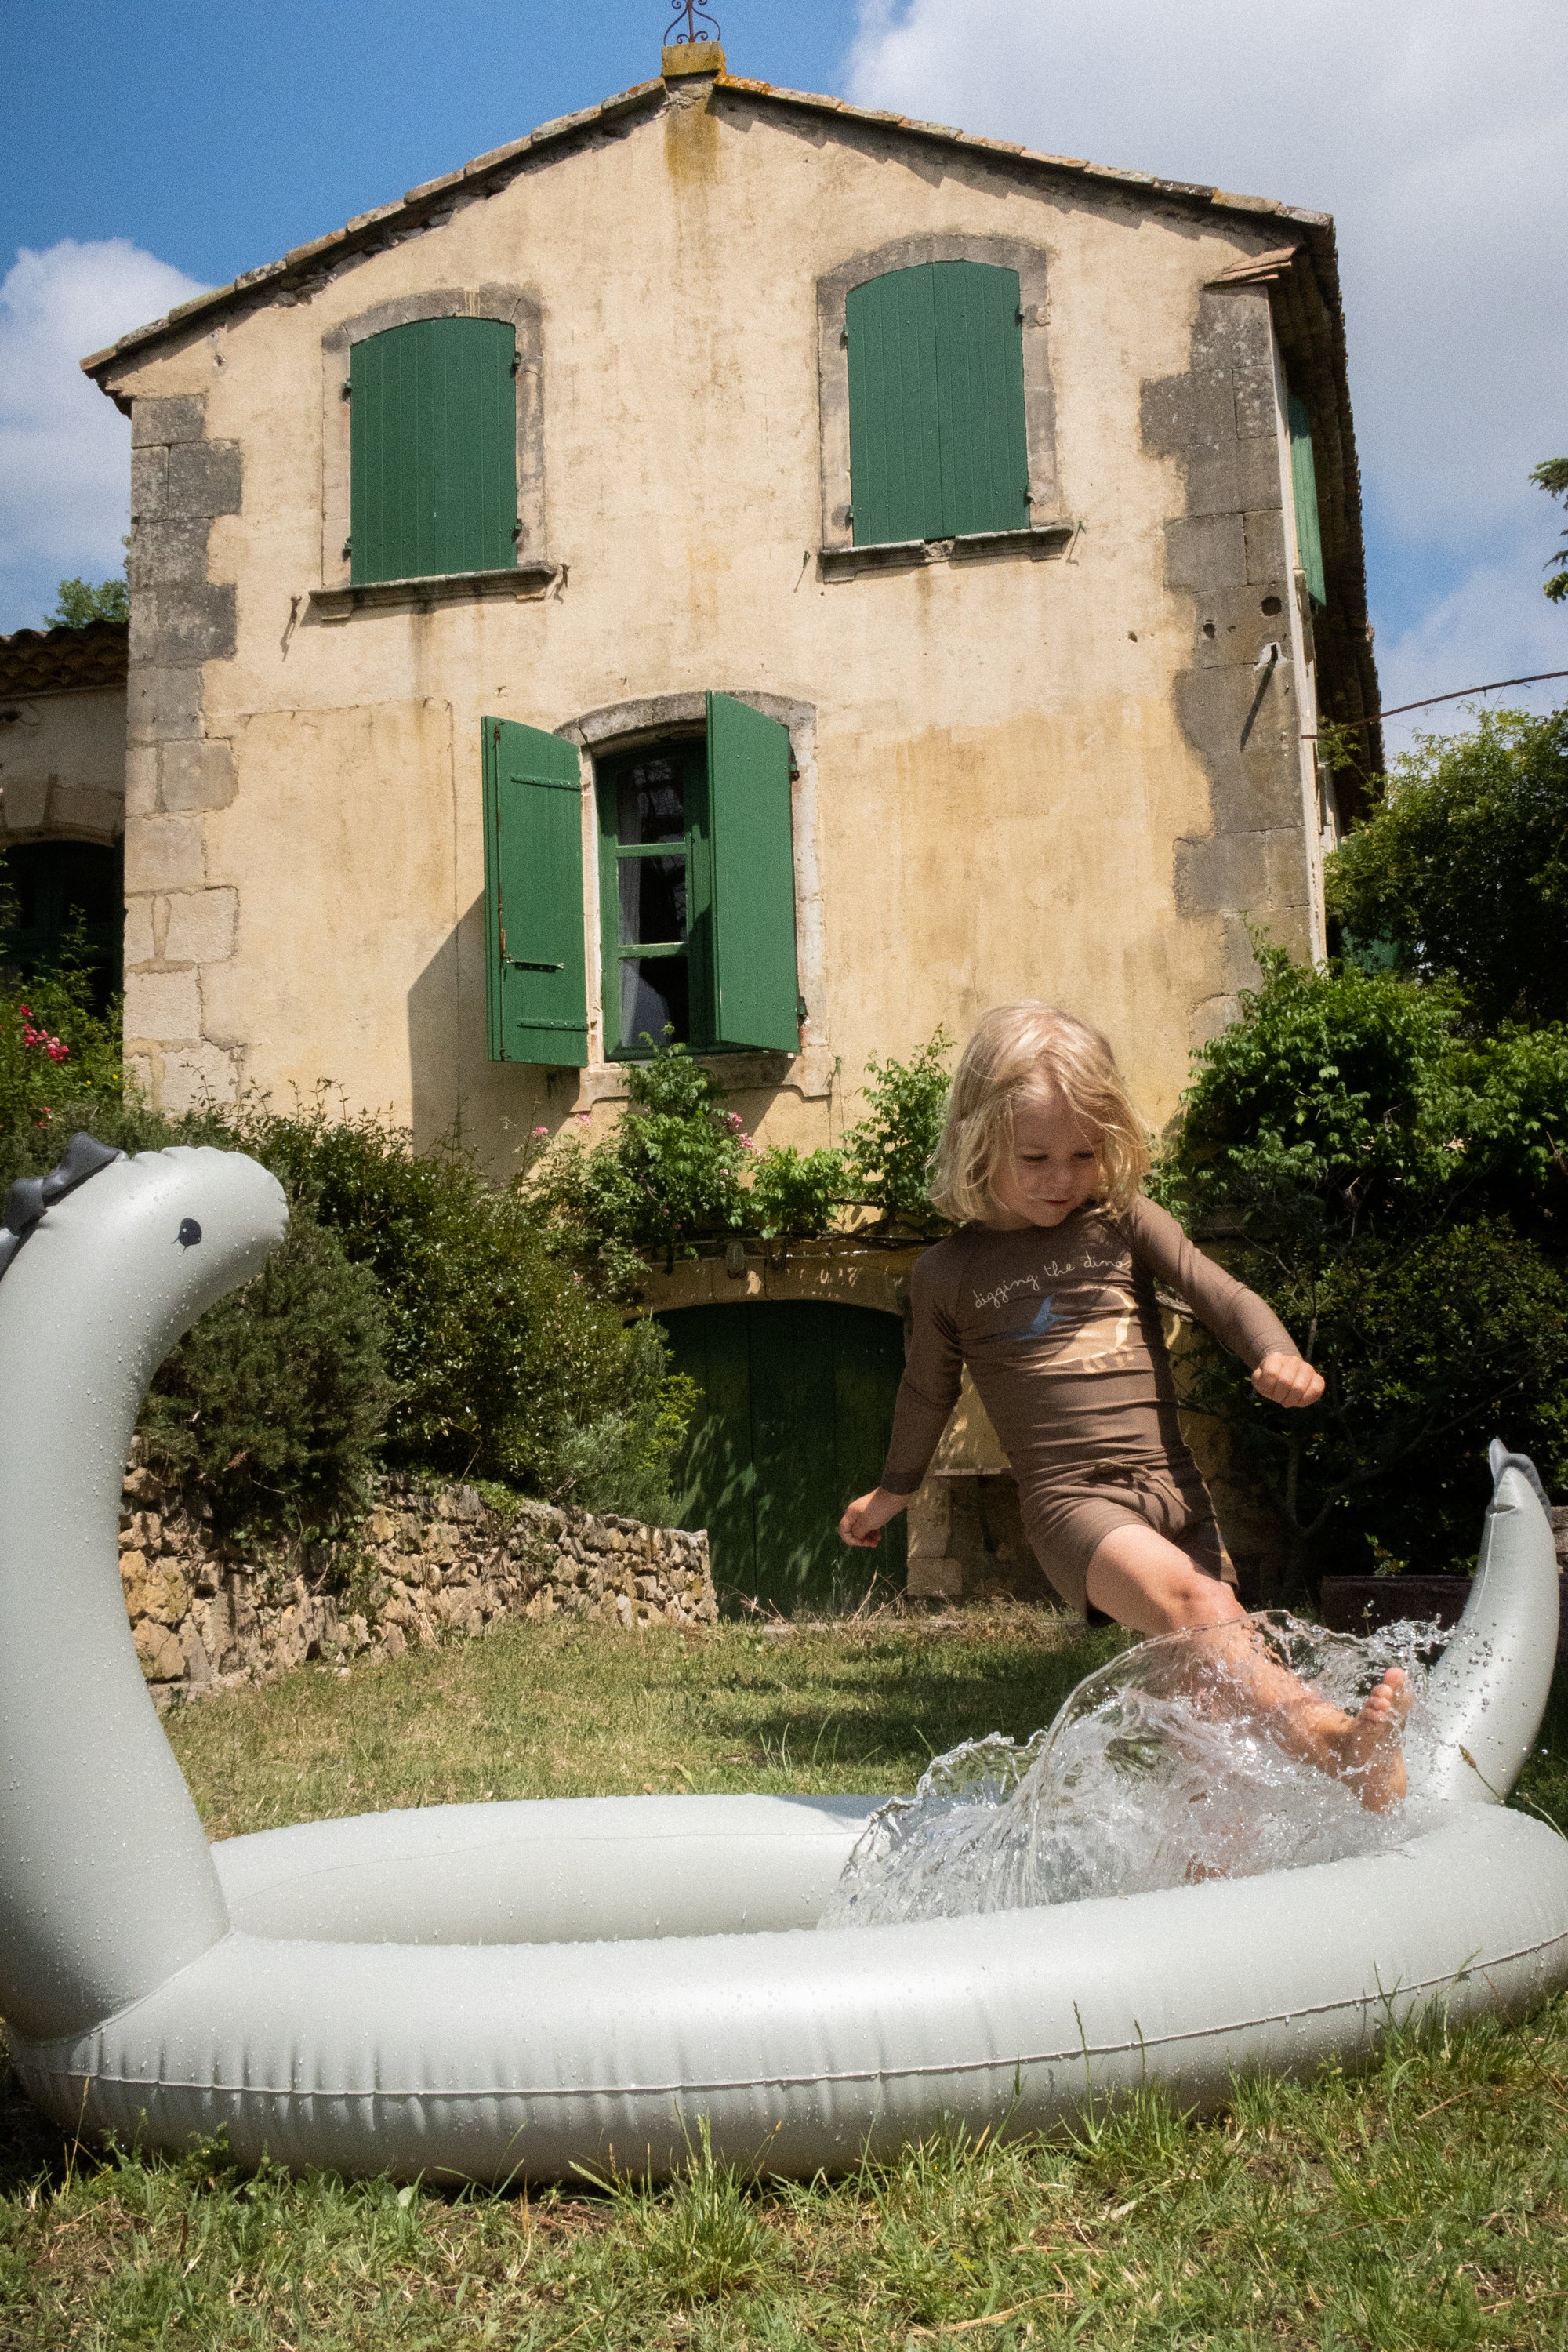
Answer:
[
  {"left": 846, "top": 260, "right": 1030, "bottom": 546},
  {"left": 348, "top": 318, "right": 519, "bottom": 584},
  {"left": 0, "top": 840, "right": 125, "bottom": 1004}
]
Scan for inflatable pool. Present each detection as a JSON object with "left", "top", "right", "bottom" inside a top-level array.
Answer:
[{"left": 1, "top": 1142, "right": 1564, "bottom": 2183}]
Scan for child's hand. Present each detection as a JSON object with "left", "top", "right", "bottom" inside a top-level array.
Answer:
[
  {"left": 1252, "top": 1350, "right": 1324, "bottom": 1408},
  {"left": 839, "top": 1488, "right": 906, "bottom": 1548}
]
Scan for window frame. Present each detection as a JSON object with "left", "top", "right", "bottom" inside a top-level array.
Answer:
[
  {"left": 816, "top": 235, "right": 1059, "bottom": 564},
  {"left": 320, "top": 288, "right": 545, "bottom": 596},
  {"left": 595, "top": 732, "right": 713, "bottom": 1061}
]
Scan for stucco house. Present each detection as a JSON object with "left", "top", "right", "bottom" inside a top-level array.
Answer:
[{"left": 80, "top": 38, "right": 1379, "bottom": 1609}]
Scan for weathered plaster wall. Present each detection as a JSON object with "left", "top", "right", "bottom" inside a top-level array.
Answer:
[
  {"left": 0, "top": 686, "right": 125, "bottom": 848},
  {"left": 101, "top": 68, "right": 1324, "bottom": 1144}
]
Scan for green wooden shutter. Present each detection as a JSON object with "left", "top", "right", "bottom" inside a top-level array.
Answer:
[
  {"left": 932, "top": 262, "right": 1029, "bottom": 538},
  {"left": 482, "top": 718, "right": 587, "bottom": 1067},
  {"left": 350, "top": 318, "right": 517, "bottom": 584},
  {"left": 1287, "top": 391, "right": 1327, "bottom": 608},
  {"left": 847, "top": 267, "right": 943, "bottom": 546},
  {"left": 847, "top": 262, "right": 1029, "bottom": 546},
  {"left": 705, "top": 692, "right": 799, "bottom": 1053}
]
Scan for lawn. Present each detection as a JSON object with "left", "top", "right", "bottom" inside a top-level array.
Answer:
[{"left": 2, "top": 1613, "right": 1566, "bottom": 2350}]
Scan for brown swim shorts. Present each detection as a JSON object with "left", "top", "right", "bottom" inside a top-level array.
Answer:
[{"left": 1024, "top": 1462, "right": 1236, "bottom": 1623}]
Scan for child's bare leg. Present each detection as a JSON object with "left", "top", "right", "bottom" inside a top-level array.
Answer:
[{"left": 1084, "top": 1523, "right": 1410, "bottom": 1813}]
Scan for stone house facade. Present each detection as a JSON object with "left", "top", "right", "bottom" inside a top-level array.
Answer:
[{"left": 80, "top": 40, "right": 1381, "bottom": 1610}]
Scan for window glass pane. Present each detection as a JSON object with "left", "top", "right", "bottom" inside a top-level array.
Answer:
[
  {"left": 617, "top": 761, "right": 685, "bottom": 845},
  {"left": 621, "top": 955, "right": 689, "bottom": 1050},
  {"left": 619, "top": 853, "right": 686, "bottom": 947}
]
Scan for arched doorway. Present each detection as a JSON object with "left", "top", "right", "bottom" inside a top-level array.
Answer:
[
  {"left": 0, "top": 838, "right": 124, "bottom": 1007},
  {"left": 658, "top": 1301, "right": 907, "bottom": 1616}
]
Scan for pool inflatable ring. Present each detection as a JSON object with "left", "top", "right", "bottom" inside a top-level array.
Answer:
[{"left": 2, "top": 1144, "right": 1565, "bottom": 2183}]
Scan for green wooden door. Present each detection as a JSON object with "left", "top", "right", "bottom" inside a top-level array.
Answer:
[{"left": 659, "top": 1302, "right": 908, "bottom": 1613}]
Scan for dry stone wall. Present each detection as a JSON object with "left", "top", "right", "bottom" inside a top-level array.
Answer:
[{"left": 118, "top": 1464, "right": 715, "bottom": 1706}]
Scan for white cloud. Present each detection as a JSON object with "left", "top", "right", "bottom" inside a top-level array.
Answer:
[
  {"left": 1375, "top": 539, "right": 1568, "bottom": 760},
  {"left": 0, "top": 240, "right": 209, "bottom": 633},
  {"left": 848, "top": 1, "right": 1568, "bottom": 699}
]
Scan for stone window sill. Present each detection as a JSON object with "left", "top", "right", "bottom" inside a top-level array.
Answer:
[
  {"left": 310, "top": 563, "right": 559, "bottom": 622},
  {"left": 817, "top": 521, "right": 1077, "bottom": 580}
]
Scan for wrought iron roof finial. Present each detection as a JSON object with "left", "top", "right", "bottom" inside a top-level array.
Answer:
[{"left": 665, "top": 1, "right": 720, "bottom": 44}]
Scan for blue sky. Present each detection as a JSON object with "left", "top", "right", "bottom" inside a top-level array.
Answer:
[{"left": 3, "top": 0, "right": 1564, "bottom": 753}]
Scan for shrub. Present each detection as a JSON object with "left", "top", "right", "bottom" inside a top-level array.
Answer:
[
  {"left": 0, "top": 1003, "right": 695, "bottom": 1526},
  {"left": 1158, "top": 947, "right": 1568, "bottom": 1587},
  {"left": 543, "top": 1318, "right": 699, "bottom": 1526},
  {"left": 225, "top": 1098, "right": 691, "bottom": 1508},
  {"left": 532, "top": 1045, "right": 752, "bottom": 1271},
  {"left": 0, "top": 960, "right": 125, "bottom": 1169},
  {"left": 140, "top": 1207, "right": 395, "bottom": 1536},
  {"left": 746, "top": 1141, "right": 850, "bottom": 1239},
  {"left": 844, "top": 1030, "right": 952, "bottom": 1229}
]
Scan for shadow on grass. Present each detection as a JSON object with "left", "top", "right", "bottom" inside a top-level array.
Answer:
[{"left": 709, "top": 1625, "right": 1127, "bottom": 1777}]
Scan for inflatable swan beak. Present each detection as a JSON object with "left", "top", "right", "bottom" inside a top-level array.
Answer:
[{"left": 0, "top": 1143, "right": 287, "bottom": 2042}]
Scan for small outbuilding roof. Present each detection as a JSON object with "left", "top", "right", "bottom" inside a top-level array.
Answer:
[{"left": 0, "top": 622, "right": 130, "bottom": 699}]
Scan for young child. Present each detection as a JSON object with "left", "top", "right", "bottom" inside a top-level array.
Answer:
[{"left": 840, "top": 1004, "right": 1411, "bottom": 1812}]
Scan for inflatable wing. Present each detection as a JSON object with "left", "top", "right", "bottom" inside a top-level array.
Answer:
[{"left": 1, "top": 1142, "right": 1565, "bottom": 2183}]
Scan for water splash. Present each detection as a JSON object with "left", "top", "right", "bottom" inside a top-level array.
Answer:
[{"left": 820, "top": 1613, "right": 1457, "bottom": 1929}]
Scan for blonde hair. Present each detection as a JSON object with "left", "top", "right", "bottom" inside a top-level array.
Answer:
[{"left": 929, "top": 1004, "right": 1151, "bottom": 1224}]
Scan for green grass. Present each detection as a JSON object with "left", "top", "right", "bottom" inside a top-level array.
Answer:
[{"left": 3, "top": 1617, "right": 1566, "bottom": 2350}]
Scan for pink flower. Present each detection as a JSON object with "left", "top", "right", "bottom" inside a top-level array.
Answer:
[{"left": 532, "top": 1124, "right": 549, "bottom": 1137}]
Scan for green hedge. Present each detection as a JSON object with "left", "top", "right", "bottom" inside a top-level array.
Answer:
[{"left": 0, "top": 968, "right": 691, "bottom": 1536}]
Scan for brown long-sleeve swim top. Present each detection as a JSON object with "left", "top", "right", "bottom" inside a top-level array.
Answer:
[{"left": 879, "top": 1196, "right": 1297, "bottom": 1515}]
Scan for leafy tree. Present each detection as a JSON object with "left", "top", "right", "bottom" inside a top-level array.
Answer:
[
  {"left": 1324, "top": 705, "right": 1568, "bottom": 1026},
  {"left": 46, "top": 574, "right": 129, "bottom": 628},
  {"left": 1533, "top": 458, "right": 1568, "bottom": 603},
  {"left": 1156, "top": 949, "right": 1568, "bottom": 1591}
]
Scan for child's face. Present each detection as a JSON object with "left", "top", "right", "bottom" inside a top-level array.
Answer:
[{"left": 987, "top": 1090, "right": 1102, "bottom": 1229}]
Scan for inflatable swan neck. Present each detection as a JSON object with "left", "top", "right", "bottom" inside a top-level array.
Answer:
[{"left": 0, "top": 1144, "right": 287, "bottom": 2040}]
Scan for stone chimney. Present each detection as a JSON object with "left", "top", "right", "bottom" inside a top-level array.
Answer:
[{"left": 662, "top": 40, "right": 725, "bottom": 79}]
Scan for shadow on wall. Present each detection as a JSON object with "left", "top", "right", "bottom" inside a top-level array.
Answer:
[{"left": 406, "top": 916, "right": 463, "bottom": 1152}]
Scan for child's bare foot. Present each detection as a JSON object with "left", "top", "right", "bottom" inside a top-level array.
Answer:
[{"left": 1326, "top": 1668, "right": 1411, "bottom": 1813}]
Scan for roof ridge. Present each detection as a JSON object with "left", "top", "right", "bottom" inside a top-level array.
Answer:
[{"left": 81, "top": 68, "right": 1333, "bottom": 383}]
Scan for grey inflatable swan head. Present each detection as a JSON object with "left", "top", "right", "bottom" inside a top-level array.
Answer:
[{"left": 0, "top": 1142, "right": 286, "bottom": 2042}]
